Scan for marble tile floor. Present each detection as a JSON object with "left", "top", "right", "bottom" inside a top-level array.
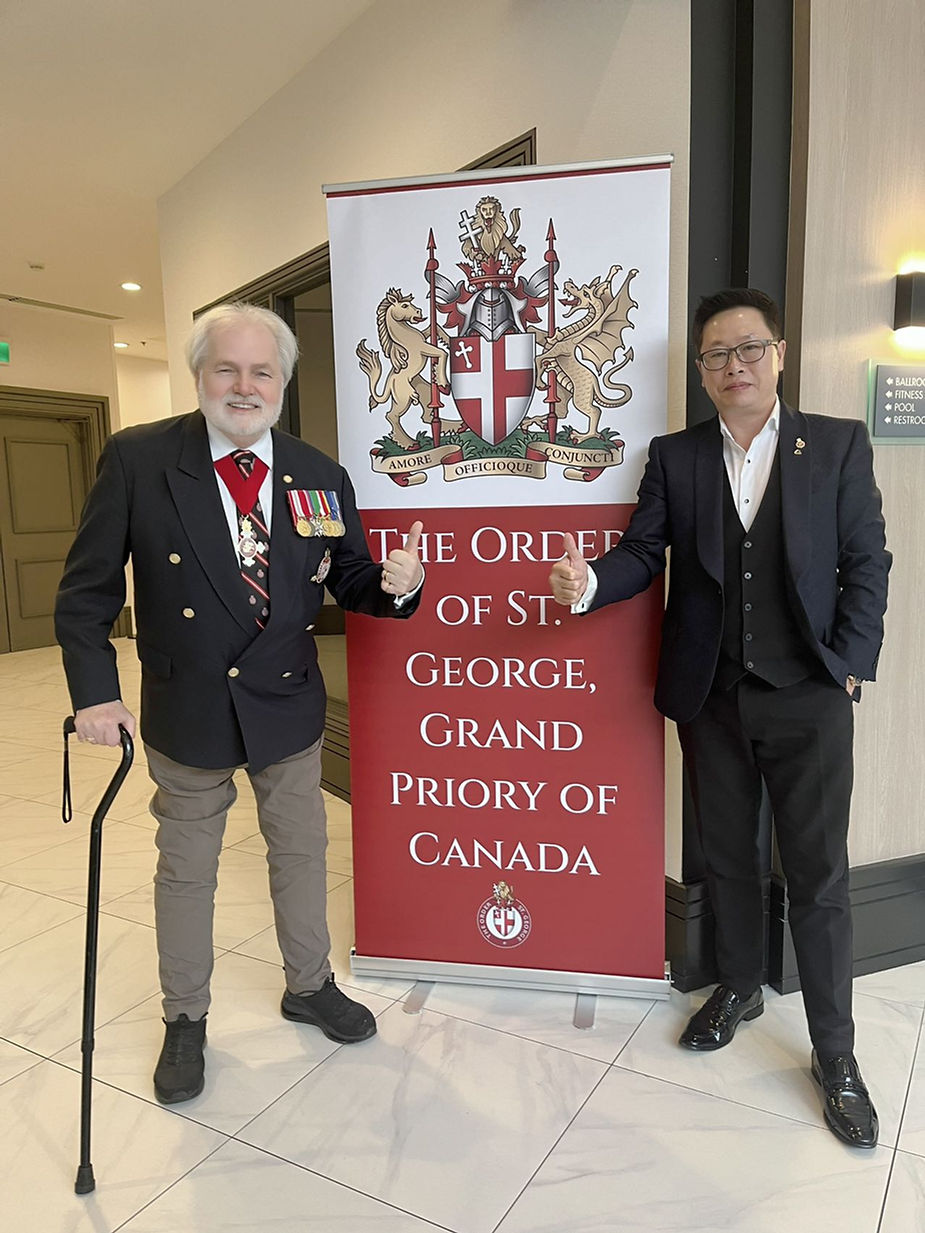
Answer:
[{"left": 0, "top": 640, "right": 922, "bottom": 1231}]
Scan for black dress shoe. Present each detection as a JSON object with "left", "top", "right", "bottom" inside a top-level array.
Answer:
[
  {"left": 154, "top": 1013, "right": 206, "bottom": 1104},
  {"left": 281, "top": 976, "right": 377, "bottom": 1043},
  {"left": 679, "top": 984, "right": 764, "bottom": 1051},
  {"left": 811, "top": 1050, "right": 879, "bottom": 1148}
]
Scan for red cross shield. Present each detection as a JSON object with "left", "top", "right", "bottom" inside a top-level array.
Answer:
[
  {"left": 449, "top": 333, "right": 536, "bottom": 445},
  {"left": 491, "top": 907, "right": 519, "bottom": 938}
]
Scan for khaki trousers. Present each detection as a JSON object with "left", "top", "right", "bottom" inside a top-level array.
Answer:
[{"left": 145, "top": 738, "right": 331, "bottom": 1021}]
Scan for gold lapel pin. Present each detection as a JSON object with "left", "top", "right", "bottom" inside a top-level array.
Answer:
[{"left": 794, "top": 437, "right": 805, "bottom": 455}]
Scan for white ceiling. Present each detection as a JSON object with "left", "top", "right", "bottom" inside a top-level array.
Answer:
[{"left": 0, "top": 0, "right": 376, "bottom": 361}]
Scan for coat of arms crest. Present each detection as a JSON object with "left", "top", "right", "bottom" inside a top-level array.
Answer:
[{"left": 356, "top": 195, "right": 638, "bottom": 484}]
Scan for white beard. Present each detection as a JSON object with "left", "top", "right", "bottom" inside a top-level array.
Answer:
[{"left": 198, "top": 384, "right": 283, "bottom": 446}]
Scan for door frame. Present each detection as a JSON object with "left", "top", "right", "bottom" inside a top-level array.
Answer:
[
  {"left": 0, "top": 384, "right": 111, "bottom": 484},
  {"left": 0, "top": 385, "right": 123, "bottom": 651}
]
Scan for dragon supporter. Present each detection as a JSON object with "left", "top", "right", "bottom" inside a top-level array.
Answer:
[
  {"left": 549, "top": 287, "right": 890, "bottom": 1150},
  {"left": 55, "top": 302, "right": 426, "bottom": 1105}
]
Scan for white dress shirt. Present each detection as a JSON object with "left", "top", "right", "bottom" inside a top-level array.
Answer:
[{"left": 718, "top": 399, "right": 780, "bottom": 532}]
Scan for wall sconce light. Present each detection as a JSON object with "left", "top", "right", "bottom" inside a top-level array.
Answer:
[{"left": 894, "top": 271, "right": 925, "bottom": 329}]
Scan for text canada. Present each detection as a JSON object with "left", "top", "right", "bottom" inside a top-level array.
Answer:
[{"left": 409, "top": 832, "right": 601, "bottom": 876}]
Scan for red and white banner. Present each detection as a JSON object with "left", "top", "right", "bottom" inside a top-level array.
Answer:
[{"left": 326, "top": 158, "right": 671, "bottom": 995}]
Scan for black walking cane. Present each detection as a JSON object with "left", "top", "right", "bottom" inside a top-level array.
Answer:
[{"left": 61, "top": 715, "right": 134, "bottom": 1195}]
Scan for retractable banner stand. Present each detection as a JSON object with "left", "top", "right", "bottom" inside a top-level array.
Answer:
[{"left": 325, "top": 158, "right": 671, "bottom": 997}]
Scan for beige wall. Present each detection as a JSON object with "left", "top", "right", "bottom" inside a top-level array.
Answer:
[
  {"left": 0, "top": 299, "right": 120, "bottom": 422},
  {"left": 797, "top": 0, "right": 925, "bottom": 864},
  {"left": 158, "top": 0, "right": 692, "bottom": 418},
  {"left": 115, "top": 354, "right": 172, "bottom": 428},
  {"left": 157, "top": 0, "right": 692, "bottom": 873}
]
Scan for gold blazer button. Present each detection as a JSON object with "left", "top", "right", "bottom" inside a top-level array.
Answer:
[
  {"left": 182, "top": 607, "right": 195, "bottom": 619},
  {"left": 169, "top": 553, "right": 181, "bottom": 564},
  {"left": 227, "top": 667, "right": 240, "bottom": 678}
]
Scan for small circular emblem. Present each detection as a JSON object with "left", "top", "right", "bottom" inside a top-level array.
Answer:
[{"left": 477, "top": 880, "right": 532, "bottom": 948}]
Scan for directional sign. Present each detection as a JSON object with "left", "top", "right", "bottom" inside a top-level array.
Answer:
[{"left": 869, "top": 364, "right": 925, "bottom": 442}]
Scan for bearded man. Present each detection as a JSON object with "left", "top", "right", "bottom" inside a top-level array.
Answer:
[{"left": 55, "top": 302, "right": 424, "bottom": 1104}]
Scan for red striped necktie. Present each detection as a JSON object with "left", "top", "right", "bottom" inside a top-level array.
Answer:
[{"left": 230, "top": 449, "right": 270, "bottom": 629}]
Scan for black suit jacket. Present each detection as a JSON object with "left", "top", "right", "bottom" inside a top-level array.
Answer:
[
  {"left": 55, "top": 412, "right": 419, "bottom": 771},
  {"left": 588, "top": 404, "right": 890, "bottom": 723}
]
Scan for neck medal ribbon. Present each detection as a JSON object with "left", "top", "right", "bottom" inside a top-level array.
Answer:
[
  {"left": 213, "top": 453, "right": 269, "bottom": 516},
  {"left": 286, "top": 489, "right": 345, "bottom": 537}
]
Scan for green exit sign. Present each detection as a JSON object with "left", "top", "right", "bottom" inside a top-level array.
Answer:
[{"left": 0, "top": 341, "right": 10, "bottom": 364}]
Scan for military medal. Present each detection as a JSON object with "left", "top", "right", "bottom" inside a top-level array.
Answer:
[
  {"left": 286, "top": 488, "right": 346, "bottom": 537},
  {"left": 311, "top": 548, "right": 332, "bottom": 584},
  {"left": 236, "top": 517, "right": 267, "bottom": 566}
]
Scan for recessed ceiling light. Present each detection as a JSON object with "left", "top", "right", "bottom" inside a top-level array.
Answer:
[
  {"left": 114, "top": 341, "right": 129, "bottom": 349},
  {"left": 121, "top": 281, "right": 142, "bottom": 292}
]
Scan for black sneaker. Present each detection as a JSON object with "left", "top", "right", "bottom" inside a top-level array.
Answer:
[
  {"left": 281, "top": 976, "right": 377, "bottom": 1043},
  {"left": 153, "top": 1013, "right": 206, "bottom": 1104}
]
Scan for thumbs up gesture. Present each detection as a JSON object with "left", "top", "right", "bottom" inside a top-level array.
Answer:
[
  {"left": 549, "top": 533, "right": 589, "bottom": 606},
  {"left": 382, "top": 520, "right": 424, "bottom": 596}
]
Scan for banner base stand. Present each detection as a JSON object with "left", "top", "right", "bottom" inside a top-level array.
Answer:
[{"left": 350, "top": 950, "right": 671, "bottom": 1000}]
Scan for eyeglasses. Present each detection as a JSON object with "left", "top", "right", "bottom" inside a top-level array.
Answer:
[{"left": 697, "top": 339, "right": 780, "bottom": 370}]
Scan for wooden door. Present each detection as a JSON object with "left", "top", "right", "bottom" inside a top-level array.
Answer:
[{"left": 0, "top": 414, "right": 90, "bottom": 651}]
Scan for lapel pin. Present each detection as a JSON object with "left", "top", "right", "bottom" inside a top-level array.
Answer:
[
  {"left": 794, "top": 437, "right": 805, "bottom": 455},
  {"left": 283, "top": 474, "right": 293, "bottom": 484}
]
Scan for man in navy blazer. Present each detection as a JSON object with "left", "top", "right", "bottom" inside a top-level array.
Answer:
[
  {"left": 56, "top": 303, "right": 425, "bottom": 1104},
  {"left": 550, "top": 288, "right": 890, "bottom": 1148}
]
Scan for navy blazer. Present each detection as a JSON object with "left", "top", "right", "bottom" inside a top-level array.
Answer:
[
  {"left": 55, "top": 412, "right": 419, "bottom": 771},
  {"left": 588, "top": 404, "right": 890, "bottom": 724}
]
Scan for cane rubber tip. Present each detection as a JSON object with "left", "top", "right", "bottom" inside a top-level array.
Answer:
[{"left": 75, "top": 1165, "right": 96, "bottom": 1194}]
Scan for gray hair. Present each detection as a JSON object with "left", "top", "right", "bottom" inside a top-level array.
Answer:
[{"left": 185, "top": 302, "right": 299, "bottom": 384}]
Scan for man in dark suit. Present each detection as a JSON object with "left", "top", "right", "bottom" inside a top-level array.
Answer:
[
  {"left": 549, "top": 288, "right": 890, "bottom": 1148},
  {"left": 55, "top": 303, "right": 424, "bottom": 1104}
]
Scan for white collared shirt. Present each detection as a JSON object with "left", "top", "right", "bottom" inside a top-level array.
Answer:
[
  {"left": 206, "top": 422, "right": 274, "bottom": 552},
  {"left": 571, "top": 400, "right": 781, "bottom": 611},
  {"left": 718, "top": 399, "right": 780, "bottom": 532}
]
